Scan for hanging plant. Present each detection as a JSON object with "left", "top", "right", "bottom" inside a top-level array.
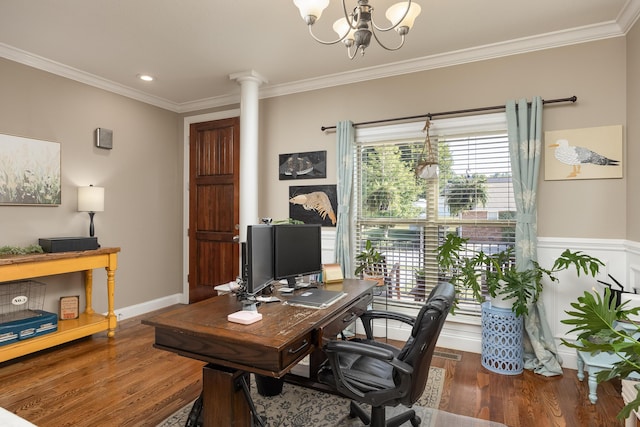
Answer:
[{"left": 415, "top": 118, "right": 438, "bottom": 179}]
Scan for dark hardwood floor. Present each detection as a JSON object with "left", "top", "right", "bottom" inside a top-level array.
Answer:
[{"left": 0, "top": 305, "right": 626, "bottom": 427}]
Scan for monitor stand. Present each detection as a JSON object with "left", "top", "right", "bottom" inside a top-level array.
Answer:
[
  {"left": 285, "top": 275, "right": 306, "bottom": 290},
  {"left": 238, "top": 293, "right": 259, "bottom": 311}
]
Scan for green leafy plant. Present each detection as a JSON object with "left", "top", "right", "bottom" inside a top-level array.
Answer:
[
  {"left": 436, "top": 233, "right": 604, "bottom": 316},
  {"left": 354, "top": 239, "right": 384, "bottom": 277},
  {"left": 0, "top": 245, "right": 44, "bottom": 255},
  {"left": 561, "top": 288, "right": 640, "bottom": 419}
]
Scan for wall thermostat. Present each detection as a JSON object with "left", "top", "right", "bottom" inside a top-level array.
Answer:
[{"left": 95, "top": 128, "right": 113, "bottom": 149}]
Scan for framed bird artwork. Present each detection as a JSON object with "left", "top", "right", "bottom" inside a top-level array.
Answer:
[{"left": 544, "top": 125, "right": 623, "bottom": 180}]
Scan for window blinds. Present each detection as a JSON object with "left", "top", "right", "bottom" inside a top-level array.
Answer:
[{"left": 353, "top": 115, "right": 515, "bottom": 315}]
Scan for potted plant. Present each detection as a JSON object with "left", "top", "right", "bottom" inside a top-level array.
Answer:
[
  {"left": 354, "top": 239, "right": 385, "bottom": 287},
  {"left": 436, "top": 233, "right": 604, "bottom": 316},
  {"left": 561, "top": 288, "right": 640, "bottom": 419}
]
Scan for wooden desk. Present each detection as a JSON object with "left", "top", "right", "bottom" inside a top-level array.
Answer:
[
  {"left": 0, "top": 247, "right": 120, "bottom": 363},
  {"left": 143, "top": 279, "right": 374, "bottom": 426}
]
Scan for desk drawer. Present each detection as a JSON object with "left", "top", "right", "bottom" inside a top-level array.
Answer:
[
  {"left": 281, "top": 332, "right": 314, "bottom": 368},
  {"left": 321, "top": 291, "right": 372, "bottom": 338}
]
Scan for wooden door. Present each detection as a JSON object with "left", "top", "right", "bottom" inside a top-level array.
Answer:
[{"left": 188, "top": 117, "right": 240, "bottom": 303}]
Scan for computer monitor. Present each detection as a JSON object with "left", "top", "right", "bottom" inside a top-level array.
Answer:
[
  {"left": 273, "top": 223, "right": 322, "bottom": 288},
  {"left": 244, "top": 224, "right": 274, "bottom": 296}
]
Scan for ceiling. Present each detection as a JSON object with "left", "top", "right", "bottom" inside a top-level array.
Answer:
[{"left": 1, "top": 1, "right": 639, "bottom": 113}]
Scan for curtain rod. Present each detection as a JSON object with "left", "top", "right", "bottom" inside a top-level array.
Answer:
[{"left": 320, "top": 96, "right": 577, "bottom": 132}]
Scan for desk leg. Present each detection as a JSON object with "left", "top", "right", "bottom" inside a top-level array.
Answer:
[
  {"left": 202, "top": 364, "right": 252, "bottom": 427},
  {"left": 106, "top": 265, "right": 117, "bottom": 337},
  {"left": 84, "top": 269, "right": 95, "bottom": 315}
]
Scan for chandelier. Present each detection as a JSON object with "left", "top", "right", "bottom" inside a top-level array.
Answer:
[{"left": 293, "top": 0, "right": 422, "bottom": 59}]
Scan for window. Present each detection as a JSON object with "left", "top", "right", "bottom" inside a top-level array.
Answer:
[{"left": 353, "top": 113, "right": 516, "bottom": 316}]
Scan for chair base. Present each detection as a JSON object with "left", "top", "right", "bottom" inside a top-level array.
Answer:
[{"left": 349, "top": 401, "right": 421, "bottom": 427}]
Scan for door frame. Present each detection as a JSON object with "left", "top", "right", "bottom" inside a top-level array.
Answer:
[{"left": 182, "top": 109, "right": 241, "bottom": 303}]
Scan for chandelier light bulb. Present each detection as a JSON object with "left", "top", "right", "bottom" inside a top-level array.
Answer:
[
  {"left": 386, "top": 2, "right": 422, "bottom": 32},
  {"left": 294, "top": 0, "right": 330, "bottom": 23},
  {"left": 333, "top": 17, "right": 355, "bottom": 44}
]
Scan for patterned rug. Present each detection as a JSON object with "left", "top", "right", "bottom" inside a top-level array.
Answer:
[{"left": 159, "top": 368, "right": 447, "bottom": 427}]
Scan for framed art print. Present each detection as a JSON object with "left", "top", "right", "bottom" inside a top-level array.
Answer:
[
  {"left": 544, "top": 125, "right": 623, "bottom": 181},
  {"left": 0, "top": 133, "right": 61, "bottom": 205},
  {"left": 289, "top": 184, "right": 337, "bottom": 226},
  {"left": 279, "top": 151, "right": 326, "bottom": 180}
]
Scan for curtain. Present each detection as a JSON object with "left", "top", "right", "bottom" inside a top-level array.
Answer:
[
  {"left": 506, "top": 97, "right": 563, "bottom": 376},
  {"left": 335, "top": 121, "right": 355, "bottom": 278}
]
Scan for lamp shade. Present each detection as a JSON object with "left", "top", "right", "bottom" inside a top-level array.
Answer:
[
  {"left": 386, "top": 2, "right": 422, "bottom": 29},
  {"left": 293, "top": 0, "right": 330, "bottom": 20},
  {"left": 78, "top": 186, "right": 104, "bottom": 212}
]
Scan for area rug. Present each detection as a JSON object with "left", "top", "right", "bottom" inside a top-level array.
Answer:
[{"left": 158, "top": 367, "right": 453, "bottom": 427}]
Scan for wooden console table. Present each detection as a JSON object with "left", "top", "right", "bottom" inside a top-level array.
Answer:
[{"left": 0, "top": 247, "right": 120, "bottom": 363}]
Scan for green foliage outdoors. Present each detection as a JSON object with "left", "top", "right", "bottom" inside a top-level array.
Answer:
[
  {"left": 443, "top": 174, "right": 488, "bottom": 216},
  {"left": 361, "top": 145, "right": 423, "bottom": 218},
  {"left": 436, "top": 233, "right": 604, "bottom": 317},
  {"left": 561, "top": 288, "right": 640, "bottom": 419}
]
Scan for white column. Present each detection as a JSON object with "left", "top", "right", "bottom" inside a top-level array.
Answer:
[{"left": 229, "top": 70, "right": 268, "bottom": 241}]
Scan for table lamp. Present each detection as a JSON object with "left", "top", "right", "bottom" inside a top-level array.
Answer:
[{"left": 78, "top": 185, "right": 104, "bottom": 237}]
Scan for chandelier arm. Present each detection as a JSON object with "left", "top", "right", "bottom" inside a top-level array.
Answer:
[
  {"left": 307, "top": 24, "right": 350, "bottom": 45},
  {"left": 347, "top": 43, "right": 361, "bottom": 59},
  {"left": 371, "top": 0, "right": 412, "bottom": 32},
  {"left": 371, "top": 26, "right": 406, "bottom": 51},
  {"left": 342, "top": 0, "right": 357, "bottom": 29}
]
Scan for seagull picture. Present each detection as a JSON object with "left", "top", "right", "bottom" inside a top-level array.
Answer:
[{"left": 548, "top": 139, "right": 620, "bottom": 178}]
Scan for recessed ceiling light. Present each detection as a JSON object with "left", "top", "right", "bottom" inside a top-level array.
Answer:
[{"left": 137, "top": 74, "right": 154, "bottom": 82}]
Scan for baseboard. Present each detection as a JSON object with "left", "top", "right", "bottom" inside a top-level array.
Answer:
[
  {"left": 107, "top": 293, "right": 183, "bottom": 322},
  {"left": 372, "top": 315, "right": 581, "bottom": 371}
]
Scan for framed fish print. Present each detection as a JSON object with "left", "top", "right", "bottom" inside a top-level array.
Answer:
[
  {"left": 289, "top": 184, "right": 337, "bottom": 226},
  {"left": 544, "top": 125, "right": 623, "bottom": 180},
  {"left": 279, "top": 151, "right": 326, "bottom": 180}
]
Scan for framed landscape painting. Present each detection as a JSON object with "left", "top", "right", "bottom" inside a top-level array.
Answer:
[{"left": 0, "top": 133, "right": 61, "bottom": 205}]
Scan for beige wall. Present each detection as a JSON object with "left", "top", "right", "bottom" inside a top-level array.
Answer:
[
  {"left": 0, "top": 31, "right": 635, "bottom": 316},
  {"left": 259, "top": 37, "right": 629, "bottom": 239},
  {"left": 628, "top": 21, "right": 640, "bottom": 242},
  {"left": 0, "top": 58, "right": 183, "bottom": 314}
]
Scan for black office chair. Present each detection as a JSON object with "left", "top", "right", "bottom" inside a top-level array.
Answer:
[{"left": 318, "top": 281, "right": 454, "bottom": 427}]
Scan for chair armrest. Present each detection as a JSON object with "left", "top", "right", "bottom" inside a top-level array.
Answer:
[
  {"left": 324, "top": 339, "right": 395, "bottom": 361},
  {"left": 359, "top": 310, "right": 417, "bottom": 339},
  {"left": 323, "top": 340, "right": 413, "bottom": 375},
  {"left": 322, "top": 339, "right": 414, "bottom": 399}
]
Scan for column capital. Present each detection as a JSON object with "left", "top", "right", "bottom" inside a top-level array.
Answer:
[{"left": 229, "top": 70, "right": 268, "bottom": 86}]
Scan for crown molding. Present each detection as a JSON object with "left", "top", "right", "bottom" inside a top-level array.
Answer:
[
  {"left": 0, "top": 43, "right": 178, "bottom": 112},
  {"left": 257, "top": 20, "right": 625, "bottom": 102},
  {"left": 3, "top": 2, "right": 640, "bottom": 114}
]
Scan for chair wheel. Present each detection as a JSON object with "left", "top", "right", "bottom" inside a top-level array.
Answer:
[{"left": 410, "top": 415, "right": 421, "bottom": 426}]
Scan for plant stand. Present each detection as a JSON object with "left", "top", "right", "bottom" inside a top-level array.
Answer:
[{"left": 481, "top": 302, "right": 523, "bottom": 375}]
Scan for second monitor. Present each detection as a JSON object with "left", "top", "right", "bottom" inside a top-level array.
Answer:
[{"left": 273, "top": 223, "right": 322, "bottom": 288}]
